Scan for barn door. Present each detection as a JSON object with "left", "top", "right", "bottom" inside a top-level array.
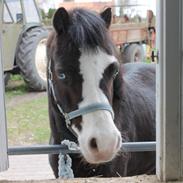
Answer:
[
  {"left": 0, "top": 27, "right": 9, "bottom": 172},
  {"left": 156, "top": 0, "right": 182, "bottom": 181}
]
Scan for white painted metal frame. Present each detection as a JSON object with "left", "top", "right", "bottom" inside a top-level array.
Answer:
[
  {"left": 0, "top": 28, "right": 9, "bottom": 171},
  {"left": 156, "top": 0, "right": 182, "bottom": 181}
]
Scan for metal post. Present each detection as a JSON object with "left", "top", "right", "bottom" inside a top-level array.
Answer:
[
  {"left": 0, "top": 8, "right": 9, "bottom": 171},
  {"left": 156, "top": 0, "right": 182, "bottom": 181}
]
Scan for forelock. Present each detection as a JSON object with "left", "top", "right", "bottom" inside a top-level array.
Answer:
[{"left": 68, "top": 8, "right": 114, "bottom": 54}]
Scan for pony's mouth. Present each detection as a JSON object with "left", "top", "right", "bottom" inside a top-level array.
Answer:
[
  {"left": 81, "top": 147, "right": 120, "bottom": 164},
  {"left": 79, "top": 136, "right": 122, "bottom": 164}
]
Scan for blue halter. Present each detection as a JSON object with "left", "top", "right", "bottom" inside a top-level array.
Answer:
[{"left": 48, "top": 60, "right": 114, "bottom": 137}]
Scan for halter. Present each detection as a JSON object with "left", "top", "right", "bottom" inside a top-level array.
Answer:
[{"left": 48, "top": 60, "right": 114, "bottom": 137}]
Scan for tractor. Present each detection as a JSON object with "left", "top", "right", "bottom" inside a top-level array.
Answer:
[{"left": 1, "top": 0, "right": 48, "bottom": 91}]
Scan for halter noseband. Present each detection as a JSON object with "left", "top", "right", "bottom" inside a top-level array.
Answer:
[{"left": 48, "top": 60, "right": 114, "bottom": 137}]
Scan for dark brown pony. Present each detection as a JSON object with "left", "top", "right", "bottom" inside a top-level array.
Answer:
[{"left": 47, "top": 7, "right": 155, "bottom": 178}]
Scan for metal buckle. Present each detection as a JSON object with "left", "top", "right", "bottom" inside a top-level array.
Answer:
[
  {"left": 48, "top": 79, "right": 52, "bottom": 94},
  {"left": 64, "top": 113, "right": 71, "bottom": 128},
  {"left": 48, "top": 59, "right": 53, "bottom": 81},
  {"left": 49, "top": 70, "right": 53, "bottom": 81}
]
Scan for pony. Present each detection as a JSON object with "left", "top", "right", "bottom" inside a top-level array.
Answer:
[{"left": 46, "top": 7, "right": 156, "bottom": 178}]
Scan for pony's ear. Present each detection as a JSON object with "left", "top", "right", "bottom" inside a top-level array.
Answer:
[
  {"left": 53, "top": 7, "right": 70, "bottom": 34},
  {"left": 100, "top": 8, "right": 112, "bottom": 29}
]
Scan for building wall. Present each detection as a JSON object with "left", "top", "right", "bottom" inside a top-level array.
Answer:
[{"left": 59, "top": 1, "right": 114, "bottom": 12}]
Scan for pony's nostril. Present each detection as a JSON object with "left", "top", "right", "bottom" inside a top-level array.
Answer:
[{"left": 90, "top": 138, "right": 98, "bottom": 151}]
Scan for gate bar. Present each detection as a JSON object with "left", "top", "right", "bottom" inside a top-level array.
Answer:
[{"left": 8, "top": 141, "right": 156, "bottom": 155}]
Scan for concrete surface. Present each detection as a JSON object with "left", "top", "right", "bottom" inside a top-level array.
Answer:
[{"left": 0, "top": 155, "right": 54, "bottom": 181}]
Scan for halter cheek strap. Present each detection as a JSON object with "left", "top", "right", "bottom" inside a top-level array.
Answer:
[{"left": 48, "top": 60, "right": 114, "bottom": 137}]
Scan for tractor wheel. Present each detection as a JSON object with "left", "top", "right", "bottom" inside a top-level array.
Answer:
[
  {"left": 16, "top": 27, "right": 48, "bottom": 91},
  {"left": 4, "top": 72, "right": 10, "bottom": 86},
  {"left": 122, "top": 44, "right": 145, "bottom": 63}
]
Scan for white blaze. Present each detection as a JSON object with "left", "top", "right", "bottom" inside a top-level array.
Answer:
[
  {"left": 74, "top": 48, "right": 121, "bottom": 164},
  {"left": 79, "top": 48, "right": 117, "bottom": 106}
]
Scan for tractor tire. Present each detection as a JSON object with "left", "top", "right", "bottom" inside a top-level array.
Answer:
[
  {"left": 122, "top": 44, "right": 145, "bottom": 63},
  {"left": 4, "top": 72, "right": 10, "bottom": 86},
  {"left": 16, "top": 27, "right": 48, "bottom": 91}
]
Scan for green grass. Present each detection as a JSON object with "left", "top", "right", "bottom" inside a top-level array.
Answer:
[
  {"left": 7, "top": 96, "right": 50, "bottom": 145},
  {"left": 11, "top": 74, "right": 23, "bottom": 81},
  {"left": 5, "top": 74, "right": 29, "bottom": 99},
  {"left": 5, "top": 74, "right": 50, "bottom": 145}
]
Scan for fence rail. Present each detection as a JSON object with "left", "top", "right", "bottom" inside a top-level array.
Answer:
[{"left": 8, "top": 141, "right": 156, "bottom": 155}]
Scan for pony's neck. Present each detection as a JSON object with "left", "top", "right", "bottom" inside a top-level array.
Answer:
[{"left": 112, "top": 66, "right": 124, "bottom": 129}]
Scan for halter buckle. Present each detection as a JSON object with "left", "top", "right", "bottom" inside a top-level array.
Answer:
[
  {"left": 49, "top": 70, "right": 53, "bottom": 81},
  {"left": 64, "top": 113, "right": 71, "bottom": 128},
  {"left": 48, "top": 59, "right": 53, "bottom": 81},
  {"left": 64, "top": 114, "right": 78, "bottom": 137}
]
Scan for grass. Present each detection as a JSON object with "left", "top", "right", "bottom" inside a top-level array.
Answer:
[
  {"left": 7, "top": 96, "right": 50, "bottom": 145},
  {"left": 5, "top": 74, "right": 50, "bottom": 145},
  {"left": 5, "top": 74, "right": 29, "bottom": 99}
]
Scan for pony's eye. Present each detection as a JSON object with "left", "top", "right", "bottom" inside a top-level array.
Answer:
[{"left": 59, "top": 73, "right": 66, "bottom": 80}]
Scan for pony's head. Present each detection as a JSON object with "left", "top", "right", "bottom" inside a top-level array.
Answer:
[{"left": 47, "top": 7, "right": 122, "bottom": 164}]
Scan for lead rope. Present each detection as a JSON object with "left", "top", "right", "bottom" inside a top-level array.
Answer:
[{"left": 58, "top": 140, "right": 79, "bottom": 179}]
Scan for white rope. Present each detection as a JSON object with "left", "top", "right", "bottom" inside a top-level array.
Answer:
[{"left": 58, "top": 140, "right": 79, "bottom": 179}]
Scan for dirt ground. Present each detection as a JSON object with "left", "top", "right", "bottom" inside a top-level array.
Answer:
[
  {"left": 0, "top": 175, "right": 160, "bottom": 183},
  {"left": 0, "top": 155, "right": 163, "bottom": 183},
  {"left": 1, "top": 175, "right": 183, "bottom": 183},
  {"left": 5, "top": 91, "right": 47, "bottom": 108}
]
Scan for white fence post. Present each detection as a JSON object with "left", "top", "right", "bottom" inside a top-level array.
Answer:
[
  {"left": 156, "top": 0, "right": 182, "bottom": 181},
  {"left": 0, "top": 26, "right": 9, "bottom": 172}
]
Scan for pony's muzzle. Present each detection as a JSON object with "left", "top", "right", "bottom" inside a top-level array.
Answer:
[
  {"left": 77, "top": 109, "right": 122, "bottom": 164},
  {"left": 79, "top": 130, "right": 122, "bottom": 164},
  {"left": 89, "top": 134, "right": 121, "bottom": 152}
]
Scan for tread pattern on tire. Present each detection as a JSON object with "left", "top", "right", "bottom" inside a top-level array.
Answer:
[{"left": 16, "top": 27, "right": 48, "bottom": 91}]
